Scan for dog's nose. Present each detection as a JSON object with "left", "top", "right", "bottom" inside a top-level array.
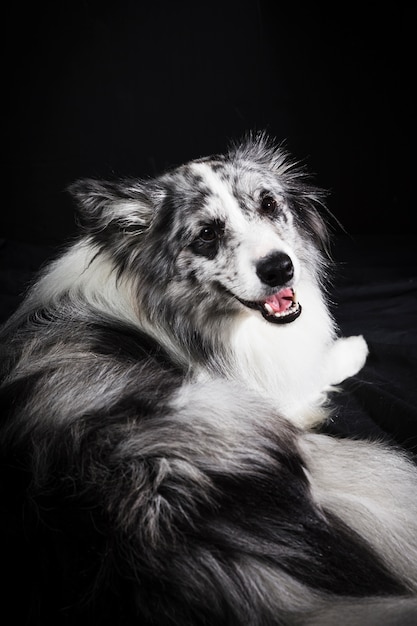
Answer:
[{"left": 256, "top": 252, "right": 294, "bottom": 287}]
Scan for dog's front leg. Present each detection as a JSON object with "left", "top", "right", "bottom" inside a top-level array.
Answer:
[{"left": 325, "top": 334, "right": 369, "bottom": 387}]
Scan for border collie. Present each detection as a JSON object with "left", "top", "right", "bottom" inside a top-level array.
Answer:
[{"left": 1, "top": 134, "right": 416, "bottom": 625}]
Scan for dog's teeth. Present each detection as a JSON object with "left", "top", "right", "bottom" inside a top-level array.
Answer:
[
  {"left": 264, "top": 303, "right": 274, "bottom": 314},
  {"left": 273, "top": 304, "right": 297, "bottom": 318}
]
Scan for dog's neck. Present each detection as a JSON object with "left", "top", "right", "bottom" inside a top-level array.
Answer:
[{"left": 223, "top": 284, "right": 337, "bottom": 427}]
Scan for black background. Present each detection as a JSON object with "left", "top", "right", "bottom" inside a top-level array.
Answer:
[{"left": 4, "top": 1, "right": 413, "bottom": 244}]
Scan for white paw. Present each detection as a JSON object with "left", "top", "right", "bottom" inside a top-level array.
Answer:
[{"left": 326, "top": 335, "right": 369, "bottom": 386}]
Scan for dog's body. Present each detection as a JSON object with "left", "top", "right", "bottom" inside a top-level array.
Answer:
[{"left": 1, "top": 135, "right": 417, "bottom": 625}]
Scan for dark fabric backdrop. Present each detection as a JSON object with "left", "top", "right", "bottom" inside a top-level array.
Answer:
[{"left": 3, "top": 1, "right": 414, "bottom": 244}]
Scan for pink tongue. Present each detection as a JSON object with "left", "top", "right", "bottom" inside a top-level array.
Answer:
[{"left": 264, "top": 288, "right": 294, "bottom": 313}]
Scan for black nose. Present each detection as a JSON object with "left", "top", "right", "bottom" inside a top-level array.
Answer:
[{"left": 256, "top": 252, "right": 294, "bottom": 287}]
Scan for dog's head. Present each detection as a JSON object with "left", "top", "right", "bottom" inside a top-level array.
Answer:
[{"left": 69, "top": 134, "right": 330, "bottom": 328}]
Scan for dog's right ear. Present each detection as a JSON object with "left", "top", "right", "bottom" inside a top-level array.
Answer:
[{"left": 68, "top": 178, "right": 155, "bottom": 235}]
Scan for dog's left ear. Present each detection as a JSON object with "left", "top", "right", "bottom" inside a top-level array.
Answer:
[
  {"left": 304, "top": 205, "right": 331, "bottom": 253},
  {"left": 68, "top": 178, "right": 155, "bottom": 235},
  {"left": 286, "top": 184, "right": 332, "bottom": 256}
]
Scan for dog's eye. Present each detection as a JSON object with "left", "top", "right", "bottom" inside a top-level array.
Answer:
[
  {"left": 198, "top": 226, "right": 217, "bottom": 242},
  {"left": 190, "top": 220, "right": 224, "bottom": 259},
  {"left": 260, "top": 195, "right": 277, "bottom": 215}
]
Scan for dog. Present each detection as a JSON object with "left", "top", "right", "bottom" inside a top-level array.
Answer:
[{"left": 1, "top": 133, "right": 417, "bottom": 625}]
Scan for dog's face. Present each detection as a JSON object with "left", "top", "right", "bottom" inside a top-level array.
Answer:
[{"left": 70, "top": 135, "right": 329, "bottom": 328}]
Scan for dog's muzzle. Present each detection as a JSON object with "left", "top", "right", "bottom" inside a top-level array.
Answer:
[{"left": 237, "top": 252, "right": 302, "bottom": 324}]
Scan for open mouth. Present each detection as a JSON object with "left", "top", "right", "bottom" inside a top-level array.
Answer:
[{"left": 238, "top": 288, "right": 302, "bottom": 324}]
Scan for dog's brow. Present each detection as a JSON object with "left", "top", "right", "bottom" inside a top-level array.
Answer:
[
  {"left": 186, "top": 162, "right": 250, "bottom": 225},
  {"left": 189, "top": 162, "right": 233, "bottom": 199}
]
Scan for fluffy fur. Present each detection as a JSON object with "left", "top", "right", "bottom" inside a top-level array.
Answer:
[{"left": 1, "top": 134, "right": 416, "bottom": 625}]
